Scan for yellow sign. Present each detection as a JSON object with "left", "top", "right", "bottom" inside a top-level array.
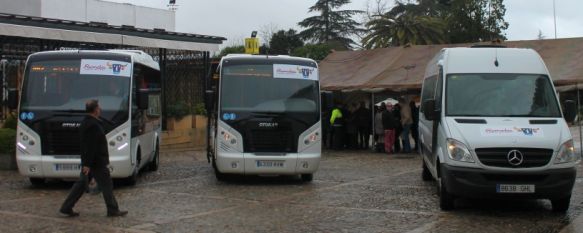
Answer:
[{"left": 245, "top": 38, "right": 260, "bottom": 54}]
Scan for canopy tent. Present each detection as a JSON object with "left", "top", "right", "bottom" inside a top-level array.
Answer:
[{"left": 319, "top": 37, "right": 583, "bottom": 92}]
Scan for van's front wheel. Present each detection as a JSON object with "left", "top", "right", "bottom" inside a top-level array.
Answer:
[
  {"left": 551, "top": 196, "right": 571, "bottom": 212},
  {"left": 438, "top": 166, "right": 455, "bottom": 210}
]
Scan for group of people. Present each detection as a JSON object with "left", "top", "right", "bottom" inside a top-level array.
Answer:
[
  {"left": 326, "top": 101, "right": 373, "bottom": 150},
  {"left": 374, "top": 99, "right": 419, "bottom": 154},
  {"left": 324, "top": 97, "right": 419, "bottom": 154}
]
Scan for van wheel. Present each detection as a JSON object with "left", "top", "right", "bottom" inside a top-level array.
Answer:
[
  {"left": 551, "top": 196, "right": 571, "bottom": 213},
  {"left": 148, "top": 143, "right": 160, "bottom": 172},
  {"left": 301, "top": 174, "right": 313, "bottom": 182},
  {"left": 438, "top": 166, "right": 455, "bottom": 210},
  {"left": 422, "top": 161, "right": 432, "bottom": 181},
  {"left": 29, "top": 178, "right": 46, "bottom": 187}
]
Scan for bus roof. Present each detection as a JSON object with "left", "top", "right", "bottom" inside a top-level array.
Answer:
[
  {"left": 28, "top": 50, "right": 160, "bottom": 70},
  {"left": 222, "top": 54, "right": 317, "bottom": 64}
]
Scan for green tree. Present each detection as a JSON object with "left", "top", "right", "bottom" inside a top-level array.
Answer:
[
  {"left": 298, "top": 0, "right": 363, "bottom": 48},
  {"left": 362, "top": 13, "right": 446, "bottom": 48},
  {"left": 291, "top": 44, "right": 333, "bottom": 61},
  {"left": 269, "top": 29, "right": 304, "bottom": 55},
  {"left": 362, "top": 0, "right": 509, "bottom": 47},
  {"left": 216, "top": 45, "right": 245, "bottom": 58}
]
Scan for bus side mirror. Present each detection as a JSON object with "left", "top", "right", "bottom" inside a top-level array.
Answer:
[
  {"left": 423, "top": 99, "right": 438, "bottom": 121},
  {"left": 563, "top": 100, "right": 576, "bottom": 123},
  {"left": 137, "top": 89, "right": 149, "bottom": 110},
  {"left": 205, "top": 90, "right": 214, "bottom": 111},
  {"left": 7, "top": 89, "right": 18, "bottom": 110}
]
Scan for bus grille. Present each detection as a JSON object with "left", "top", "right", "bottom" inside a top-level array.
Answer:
[
  {"left": 475, "top": 148, "right": 553, "bottom": 168},
  {"left": 246, "top": 130, "right": 295, "bottom": 153},
  {"left": 42, "top": 130, "right": 81, "bottom": 155}
]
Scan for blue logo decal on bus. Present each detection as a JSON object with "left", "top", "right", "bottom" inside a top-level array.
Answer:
[
  {"left": 223, "top": 113, "right": 231, "bottom": 120},
  {"left": 20, "top": 112, "right": 27, "bottom": 120},
  {"left": 298, "top": 67, "right": 313, "bottom": 79},
  {"left": 230, "top": 113, "right": 237, "bottom": 120},
  {"left": 27, "top": 112, "right": 35, "bottom": 120},
  {"left": 112, "top": 64, "right": 123, "bottom": 74}
]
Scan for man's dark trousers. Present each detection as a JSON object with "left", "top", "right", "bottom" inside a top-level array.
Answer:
[{"left": 61, "top": 166, "right": 119, "bottom": 214}]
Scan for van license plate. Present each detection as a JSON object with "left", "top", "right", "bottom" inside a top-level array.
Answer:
[
  {"left": 55, "top": 164, "right": 81, "bottom": 171},
  {"left": 256, "top": 161, "right": 284, "bottom": 168},
  {"left": 496, "top": 184, "right": 535, "bottom": 193}
]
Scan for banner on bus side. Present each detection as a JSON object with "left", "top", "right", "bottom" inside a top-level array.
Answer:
[
  {"left": 273, "top": 64, "right": 318, "bottom": 81},
  {"left": 80, "top": 59, "right": 132, "bottom": 77}
]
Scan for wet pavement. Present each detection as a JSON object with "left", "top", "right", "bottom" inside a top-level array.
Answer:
[{"left": 0, "top": 149, "right": 582, "bottom": 233}]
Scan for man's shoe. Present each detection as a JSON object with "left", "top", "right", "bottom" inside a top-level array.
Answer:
[
  {"left": 59, "top": 209, "right": 79, "bottom": 217},
  {"left": 107, "top": 210, "right": 128, "bottom": 217}
]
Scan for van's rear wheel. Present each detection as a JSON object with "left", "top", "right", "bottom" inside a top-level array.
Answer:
[
  {"left": 301, "top": 174, "right": 313, "bottom": 182},
  {"left": 438, "top": 165, "right": 455, "bottom": 210},
  {"left": 551, "top": 196, "right": 571, "bottom": 212},
  {"left": 29, "top": 178, "right": 45, "bottom": 187},
  {"left": 422, "top": 161, "right": 432, "bottom": 181}
]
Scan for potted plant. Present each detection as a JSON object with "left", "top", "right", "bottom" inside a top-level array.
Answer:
[
  {"left": 192, "top": 103, "right": 207, "bottom": 129},
  {"left": 166, "top": 101, "right": 192, "bottom": 130}
]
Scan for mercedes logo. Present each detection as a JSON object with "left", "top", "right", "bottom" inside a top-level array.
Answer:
[{"left": 507, "top": 149, "right": 524, "bottom": 166}]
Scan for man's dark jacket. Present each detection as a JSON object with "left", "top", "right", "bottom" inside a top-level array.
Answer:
[{"left": 80, "top": 116, "right": 110, "bottom": 168}]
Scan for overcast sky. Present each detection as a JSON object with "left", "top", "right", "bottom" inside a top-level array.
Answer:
[{"left": 107, "top": 0, "right": 583, "bottom": 46}]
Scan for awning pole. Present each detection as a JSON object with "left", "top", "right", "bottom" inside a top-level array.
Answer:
[
  {"left": 371, "top": 92, "right": 375, "bottom": 150},
  {"left": 578, "top": 82, "right": 582, "bottom": 157}
]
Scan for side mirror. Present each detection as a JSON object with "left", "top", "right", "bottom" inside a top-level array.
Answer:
[
  {"left": 8, "top": 89, "right": 18, "bottom": 109},
  {"left": 205, "top": 90, "right": 215, "bottom": 111},
  {"left": 563, "top": 100, "right": 576, "bottom": 123},
  {"left": 423, "top": 99, "right": 438, "bottom": 121},
  {"left": 137, "top": 89, "right": 149, "bottom": 110}
]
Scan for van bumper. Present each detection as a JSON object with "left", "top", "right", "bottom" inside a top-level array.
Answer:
[{"left": 441, "top": 164, "right": 576, "bottom": 200}]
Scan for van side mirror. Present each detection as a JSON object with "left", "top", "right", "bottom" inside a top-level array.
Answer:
[
  {"left": 205, "top": 90, "right": 215, "bottom": 111},
  {"left": 7, "top": 89, "right": 18, "bottom": 109},
  {"left": 423, "top": 99, "right": 439, "bottom": 121},
  {"left": 137, "top": 89, "right": 149, "bottom": 110},
  {"left": 563, "top": 100, "right": 576, "bottom": 123}
]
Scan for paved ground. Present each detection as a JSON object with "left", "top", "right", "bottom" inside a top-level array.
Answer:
[{"left": 0, "top": 148, "right": 582, "bottom": 233}]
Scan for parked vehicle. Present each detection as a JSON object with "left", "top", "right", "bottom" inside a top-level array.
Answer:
[
  {"left": 9, "top": 50, "right": 161, "bottom": 186},
  {"left": 419, "top": 46, "right": 579, "bottom": 211}
]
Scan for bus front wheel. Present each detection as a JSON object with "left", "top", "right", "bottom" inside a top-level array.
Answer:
[{"left": 301, "top": 174, "right": 313, "bottom": 182}]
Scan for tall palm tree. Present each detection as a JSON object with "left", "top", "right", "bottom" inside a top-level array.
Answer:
[{"left": 362, "top": 13, "right": 446, "bottom": 49}]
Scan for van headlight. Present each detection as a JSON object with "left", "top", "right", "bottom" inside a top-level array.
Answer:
[
  {"left": 446, "top": 138, "right": 475, "bottom": 163},
  {"left": 555, "top": 140, "right": 579, "bottom": 164}
]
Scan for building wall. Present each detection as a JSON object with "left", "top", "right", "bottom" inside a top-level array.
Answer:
[
  {"left": 0, "top": 0, "right": 42, "bottom": 17},
  {"left": 0, "top": 0, "right": 175, "bottom": 31}
]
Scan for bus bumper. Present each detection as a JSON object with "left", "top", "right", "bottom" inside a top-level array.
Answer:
[
  {"left": 17, "top": 154, "right": 134, "bottom": 179},
  {"left": 216, "top": 152, "right": 321, "bottom": 175}
]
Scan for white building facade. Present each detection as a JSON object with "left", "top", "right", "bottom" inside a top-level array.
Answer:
[{"left": 0, "top": 0, "right": 175, "bottom": 31}]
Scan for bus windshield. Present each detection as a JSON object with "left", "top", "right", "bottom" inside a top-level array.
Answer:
[
  {"left": 220, "top": 64, "right": 319, "bottom": 114},
  {"left": 446, "top": 73, "right": 561, "bottom": 117},
  {"left": 20, "top": 59, "right": 131, "bottom": 124}
]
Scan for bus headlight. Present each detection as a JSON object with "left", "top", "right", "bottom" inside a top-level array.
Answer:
[
  {"left": 221, "top": 131, "right": 237, "bottom": 145},
  {"left": 303, "top": 131, "right": 319, "bottom": 145},
  {"left": 555, "top": 140, "right": 579, "bottom": 164},
  {"left": 109, "top": 132, "right": 128, "bottom": 148},
  {"left": 446, "top": 138, "right": 475, "bottom": 163}
]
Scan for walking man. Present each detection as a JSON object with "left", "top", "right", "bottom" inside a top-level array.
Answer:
[{"left": 60, "top": 99, "right": 128, "bottom": 217}]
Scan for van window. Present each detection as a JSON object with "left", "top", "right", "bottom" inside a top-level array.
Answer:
[
  {"left": 420, "top": 76, "right": 437, "bottom": 113},
  {"left": 445, "top": 74, "right": 561, "bottom": 117}
]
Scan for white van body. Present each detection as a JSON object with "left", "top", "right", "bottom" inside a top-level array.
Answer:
[{"left": 419, "top": 47, "right": 579, "bottom": 212}]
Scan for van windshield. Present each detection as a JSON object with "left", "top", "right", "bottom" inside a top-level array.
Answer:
[{"left": 445, "top": 74, "right": 561, "bottom": 117}]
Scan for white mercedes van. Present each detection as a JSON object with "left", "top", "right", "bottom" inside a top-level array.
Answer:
[{"left": 419, "top": 46, "right": 579, "bottom": 212}]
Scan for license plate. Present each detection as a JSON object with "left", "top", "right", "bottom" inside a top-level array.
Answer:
[
  {"left": 55, "top": 164, "right": 81, "bottom": 171},
  {"left": 496, "top": 184, "right": 535, "bottom": 193},
  {"left": 256, "top": 160, "right": 284, "bottom": 168}
]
